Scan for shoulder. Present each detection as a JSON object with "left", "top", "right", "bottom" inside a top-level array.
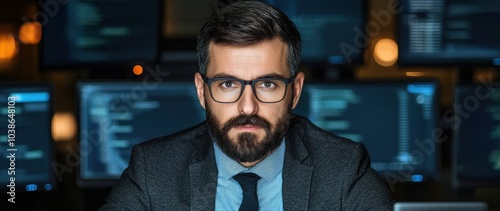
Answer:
[{"left": 287, "top": 115, "right": 394, "bottom": 209}]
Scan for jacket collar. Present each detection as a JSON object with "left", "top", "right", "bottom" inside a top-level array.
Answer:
[
  {"left": 282, "top": 115, "right": 314, "bottom": 210},
  {"left": 188, "top": 123, "right": 217, "bottom": 211}
]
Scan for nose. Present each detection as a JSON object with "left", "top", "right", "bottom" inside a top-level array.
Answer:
[{"left": 238, "top": 84, "right": 258, "bottom": 115}]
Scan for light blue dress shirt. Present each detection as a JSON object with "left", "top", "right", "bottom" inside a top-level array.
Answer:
[{"left": 213, "top": 139, "right": 285, "bottom": 211}]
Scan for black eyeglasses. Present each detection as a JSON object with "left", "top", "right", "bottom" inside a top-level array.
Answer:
[{"left": 201, "top": 75, "right": 296, "bottom": 103}]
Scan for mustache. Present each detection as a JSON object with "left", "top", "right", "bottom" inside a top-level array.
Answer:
[{"left": 222, "top": 114, "right": 271, "bottom": 131}]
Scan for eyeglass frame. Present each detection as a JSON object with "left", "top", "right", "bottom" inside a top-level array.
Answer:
[{"left": 201, "top": 74, "right": 296, "bottom": 103}]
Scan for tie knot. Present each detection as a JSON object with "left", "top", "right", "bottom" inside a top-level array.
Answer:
[{"left": 233, "top": 173, "right": 261, "bottom": 192}]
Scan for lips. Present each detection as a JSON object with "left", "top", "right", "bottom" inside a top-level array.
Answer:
[{"left": 234, "top": 124, "right": 262, "bottom": 132}]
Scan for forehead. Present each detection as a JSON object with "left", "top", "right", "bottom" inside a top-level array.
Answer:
[{"left": 206, "top": 38, "right": 290, "bottom": 79}]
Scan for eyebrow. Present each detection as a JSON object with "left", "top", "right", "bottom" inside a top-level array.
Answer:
[{"left": 211, "top": 73, "right": 288, "bottom": 79}]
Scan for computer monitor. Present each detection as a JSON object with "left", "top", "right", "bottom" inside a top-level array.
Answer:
[
  {"left": 293, "top": 81, "right": 439, "bottom": 182},
  {"left": 263, "top": 0, "right": 366, "bottom": 65},
  {"left": 452, "top": 83, "right": 500, "bottom": 189},
  {"left": 40, "top": 0, "right": 162, "bottom": 70},
  {"left": 398, "top": 0, "right": 500, "bottom": 66},
  {"left": 77, "top": 81, "right": 206, "bottom": 187},
  {"left": 0, "top": 83, "right": 55, "bottom": 192}
]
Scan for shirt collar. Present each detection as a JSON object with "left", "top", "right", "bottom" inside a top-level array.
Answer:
[{"left": 213, "top": 139, "right": 285, "bottom": 182}]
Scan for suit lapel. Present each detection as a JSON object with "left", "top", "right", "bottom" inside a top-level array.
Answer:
[
  {"left": 282, "top": 154, "right": 313, "bottom": 210},
  {"left": 282, "top": 123, "right": 314, "bottom": 210},
  {"left": 189, "top": 160, "right": 217, "bottom": 211},
  {"left": 188, "top": 126, "right": 218, "bottom": 211}
]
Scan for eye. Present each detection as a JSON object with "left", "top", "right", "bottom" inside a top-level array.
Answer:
[
  {"left": 218, "top": 80, "right": 238, "bottom": 89},
  {"left": 258, "top": 80, "right": 277, "bottom": 89},
  {"left": 263, "top": 81, "right": 276, "bottom": 88}
]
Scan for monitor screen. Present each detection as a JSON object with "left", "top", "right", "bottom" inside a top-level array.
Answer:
[
  {"left": 0, "top": 83, "right": 55, "bottom": 192},
  {"left": 293, "top": 81, "right": 439, "bottom": 182},
  {"left": 40, "top": 0, "right": 161, "bottom": 70},
  {"left": 263, "top": 0, "right": 366, "bottom": 65},
  {"left": 77, "top": 81, "right": 206, "bottom": 187},
  {"left": 452, "top": 83, "right": 500, "bottom": 188},
  {"left": 398, "top": 0, "right": 500, "bottom": 66}
]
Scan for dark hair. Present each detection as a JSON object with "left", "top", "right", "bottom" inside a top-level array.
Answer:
[{"left": 197, "top": 1, "right": 301, "bottom": 76}]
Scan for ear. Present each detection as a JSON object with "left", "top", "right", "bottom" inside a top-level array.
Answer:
[
  {"left": 291, "top": 72, "right": 305, "bottom": 109},
  {"left": 194, "top": 72, "right": 206, "bottom": 109}
]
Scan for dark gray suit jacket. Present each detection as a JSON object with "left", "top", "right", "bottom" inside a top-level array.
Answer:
[{"left": 99, "top": 115, "right": 394, "bottom": 210}]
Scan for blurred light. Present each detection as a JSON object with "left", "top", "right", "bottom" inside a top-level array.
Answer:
[
  {"left": 133, "top": 65, "right": 143, "bottom": 75},
  {"left": 373, "top": 38, "right": 398, "bottom": 67},
  {"left": 19, "top": 22, "right": 42, "bottom": 44},
  {"left": 26, "top": 184, "right": 38, "bottom": 192},
  {"left": 44, "top": 184, "right": 53, "bottom": 191},
  {"left": 411, "top": 175, "right": 424, "bottom": 182},
  {"left": 493, "top": 58, "right": 500, "bottom": 66},
  {"left": 9, "top": 92, "right": 49, "bottom": 103},
  {"left": 406, "top": 72, "right": 425, "bottom": 77},
  {"left": 328, "top": 55, "right": 345, "bottom": 64},
  {"left": 0, "top": 33, "right": 17, "bottom": 60},
  {"left": 52, "top": 112, "right": 77, "bottom": 141}
]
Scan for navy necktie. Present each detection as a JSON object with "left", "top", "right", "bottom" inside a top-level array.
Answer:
[{"left": 233, "top": 173, "right": 261, "bottom": 211}]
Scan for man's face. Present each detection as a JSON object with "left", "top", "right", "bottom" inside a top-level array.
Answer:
[{"left": 195, "top": 38, "right": 304, "bottom": 166}]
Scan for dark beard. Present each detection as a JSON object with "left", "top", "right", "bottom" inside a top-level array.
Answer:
[{"left": 206, "top": 104, "right": 291, "bottom": 163}]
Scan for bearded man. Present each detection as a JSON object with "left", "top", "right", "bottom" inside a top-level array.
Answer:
[{"left": 100, "top": 1, "right": 394, "bottom": 210}]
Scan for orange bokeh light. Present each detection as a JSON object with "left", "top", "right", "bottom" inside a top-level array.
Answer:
[
  {"left": 373, "top": 38, "right": 398, "bottom": 67},
  {"left": 52, "top": 112, "right": 77, "bottom": 141},
  {"left": 0, "top": 33, "right": 17, "bottom": 60},
  {"left": 19, "top": 22, "right": 42, "bottom": 44},
  {"left": 133, "top": 65, "right": 143, "bottom": 75}
]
